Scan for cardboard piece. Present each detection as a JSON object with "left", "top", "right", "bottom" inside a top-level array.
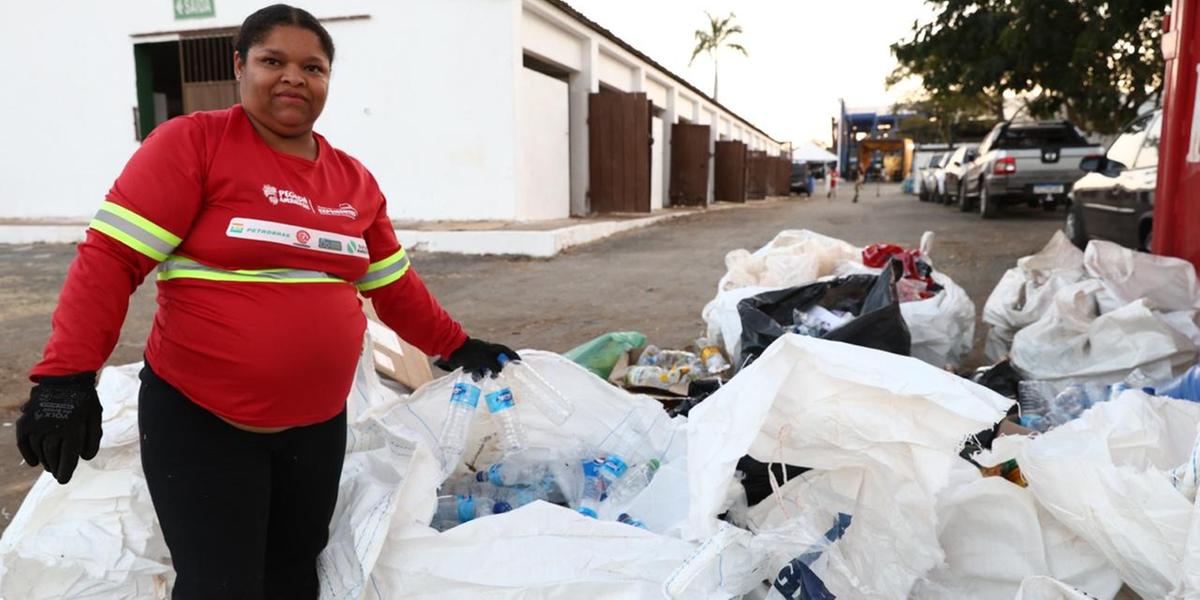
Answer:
[{"left": 362, "top": 301, "right": 434, "bottom": 390}]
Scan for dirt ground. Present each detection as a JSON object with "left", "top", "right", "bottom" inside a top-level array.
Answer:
[{"left": 0, "top": 183, "right": 1064, "bottom": 530}]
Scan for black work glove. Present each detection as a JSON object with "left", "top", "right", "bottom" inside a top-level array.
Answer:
[
  {"left": 436, "top": 338, "right": 520, "bottom": 379},
  {"left": 16, "top": 373, "right": 103, "bottom": 484}
]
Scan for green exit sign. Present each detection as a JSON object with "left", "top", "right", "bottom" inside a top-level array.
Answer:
[{"left": 174, "top": 0, "right": 215, "bottom": 19}]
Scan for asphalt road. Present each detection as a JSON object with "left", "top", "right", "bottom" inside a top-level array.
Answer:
[{"left": 0, "top": 183, "right": 1064, "bottom": 530}]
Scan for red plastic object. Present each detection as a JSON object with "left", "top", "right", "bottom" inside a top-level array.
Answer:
[{"left": 1153, "top": 0, "right": 1200, "bottom": 272}]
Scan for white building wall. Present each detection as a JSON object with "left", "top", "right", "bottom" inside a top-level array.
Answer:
[
  {"left": 2, "top": 0, "right": 522, "bottom": 222},
  {"left": 596, "top": 50, "right": 634, "bottom": 91},
  {"left": 522, "top": 11, "right": 583, "bottom": 70},
  {"left": 2, "top": 0, "right": 782, "bottom": 223},
  {"left": 517, "top": 69, "right": 570, "bottom": 220}
]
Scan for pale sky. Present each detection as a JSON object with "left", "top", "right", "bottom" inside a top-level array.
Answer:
[{"left": 566, "top": 0, "right": 935, "bottom": 148}]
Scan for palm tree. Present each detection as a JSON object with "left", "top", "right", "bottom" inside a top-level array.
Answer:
[{"left": 689, "top": 12, "right": 748, "bottom": 101}]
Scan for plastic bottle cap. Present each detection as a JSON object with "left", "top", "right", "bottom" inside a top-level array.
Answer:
[
  {"left": 498, "top": 353, "right": 511, "bottom": 366},
  {"left": 648, "top": 458, "right": 661, "bottom": 470},
  {"left": 578, "top": 507, "right": 598, "bottom": 518}
]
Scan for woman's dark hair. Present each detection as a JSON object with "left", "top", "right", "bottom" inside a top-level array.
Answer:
[{"left": 235, "top": 4, "right": 335, "bottom": 64}]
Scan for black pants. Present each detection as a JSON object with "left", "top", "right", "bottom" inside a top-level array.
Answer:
[{"left": 138, "top": 363, "right": 346, "bottom": 600}]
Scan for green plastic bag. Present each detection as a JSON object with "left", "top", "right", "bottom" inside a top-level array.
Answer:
[{"left": 564, "top": 332, "right": 647, "bottom": 379}]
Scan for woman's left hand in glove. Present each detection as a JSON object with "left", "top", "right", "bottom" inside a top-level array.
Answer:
[{"left": 435, "top": 338, "right": 520, "bottom": 379}]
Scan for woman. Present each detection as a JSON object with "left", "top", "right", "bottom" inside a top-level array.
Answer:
[{"left": 15, "top": 5, "right": 514, "bottom": 598}]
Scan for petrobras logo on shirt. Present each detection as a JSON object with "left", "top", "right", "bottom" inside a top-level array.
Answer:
[
  {"left": 316, "top": 203, "right": 359, "bottom": 219},
  {"left": 262, "top": 184, "right": 313, "bottom": 212},
  {"left": 229, "top": 220, "right": 245, "bottom": 234}
]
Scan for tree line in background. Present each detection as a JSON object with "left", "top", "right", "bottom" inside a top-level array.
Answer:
[{"left": 890, "top": 0, "right": 1168, "bottom": 142}]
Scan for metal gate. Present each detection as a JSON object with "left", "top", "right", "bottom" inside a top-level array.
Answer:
[
  {"left": 181, "top": 34, "right": 240, "bottom": 114},
  {"left": 746, "top": 150, "right": 767, "bottom": 199},
  {"left": 669, "top": 123, "right": 711, "bottom": 206},
  {"left": 714, "top": 141, "right": 747, "bottom": 202},
  {"left": 589, "top": 91, "right": 652, "bottom": 213}
]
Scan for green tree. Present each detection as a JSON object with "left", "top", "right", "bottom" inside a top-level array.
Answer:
[
  {"left": 689, "top": 11, "right": 748, "bottom": 101},
  {"left": 891, "top": 0, "right": 1167, "bottom": 135}
]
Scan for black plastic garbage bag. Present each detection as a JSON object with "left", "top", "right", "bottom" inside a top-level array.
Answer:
[{"left": 736, "top": 260, "right": 911, "bottom": 367}]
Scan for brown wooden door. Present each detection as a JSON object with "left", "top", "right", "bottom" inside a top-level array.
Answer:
[
  {"left": 669, "top": 123, "right": 711, "bottom": 206},
  {"left": 764, "top": 156, "right": 779, "bottom": 197},
  {"left": 714, "top": 141, "right": 746, "bottom": 202},
  {"left": 746, "top": 151, "right": 767, "bottom": 199},
  {"left": 589, "top": 91, "right": 652, "bottom": 213},
  {"left": 180, "top": 34, "right": 240, "bottom": 114},
  {"left": 775, "top": 157, "right": 791, "bottom": 196}
]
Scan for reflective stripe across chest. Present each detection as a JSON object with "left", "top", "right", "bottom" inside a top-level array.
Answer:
[{"left": 225, "top": 218, "right": 369, "bottom": 260}]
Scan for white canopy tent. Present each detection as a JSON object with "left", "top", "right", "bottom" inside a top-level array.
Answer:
[{"left": 791, "top": 141, "right": 838, "bottom": 164}]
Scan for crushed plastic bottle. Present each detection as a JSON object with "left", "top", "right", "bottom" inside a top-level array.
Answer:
[
  {"left": 617, "top": 513, "right": 647, "bottom": 529},
  {"left": 483, "top": 377, "right": 526, "bottom": 454},
  {"left": 577, "top": 458, "right": 606, "bottom": 518},
  {"left": 605, "top": 458, "right": 661, "bottom": 505},
  {"left": 476, "top": 459, "right": 554, "bottom": 488},
  {"left": 694, "top": 337, "right": 730, "bottom": 375},
  {"left": 624, "top": 365, "right": 692, "bottom": 390},
  {"left": 498, "top": 354, "right": 575, "bottom": 425},
  {"left": 437, "top": 372, "right": 481, "bottom": 473}
]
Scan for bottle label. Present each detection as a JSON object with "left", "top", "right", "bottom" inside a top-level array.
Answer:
[
  {"left": 578, "top": 506, "right": 598, "bottom": 518},
  {"left": 487, "top": 464, "right": 505, "bottom": 487},
  {"left": 486, "top": 388, "right": 516, "bottom": 413},
  {"left": 602, "top": 455, "right": 629, "bottom": 479},
  {"left": 456, "top": 495, "right": 476, "bottom": 522},
  {"left": 450, "top": 382, "right": 481, "bottom": 408}
]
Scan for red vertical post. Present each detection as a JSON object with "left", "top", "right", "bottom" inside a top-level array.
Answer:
[{"left": 1154, "top": 0, "right": 1200, "bottom": 270}]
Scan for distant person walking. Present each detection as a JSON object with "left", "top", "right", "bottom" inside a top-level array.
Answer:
[
  {"left": 826, "top": 167, "right": 838, "bottom": 198},
  {"left": 853, "top": 165, "right": 866, "bottom": 203}
]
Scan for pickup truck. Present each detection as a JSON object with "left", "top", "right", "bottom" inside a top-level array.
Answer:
[{"left": 961, "top": 121, "right": 1102, "bottom": 218}]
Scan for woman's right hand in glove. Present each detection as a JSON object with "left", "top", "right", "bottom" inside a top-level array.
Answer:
[{"left": 16, "top": 373, "right": 103, "bottom": 484}]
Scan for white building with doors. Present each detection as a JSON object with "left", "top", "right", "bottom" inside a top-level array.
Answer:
[{"left": 2, "top": 0, "right": 784, "bottom": 226}]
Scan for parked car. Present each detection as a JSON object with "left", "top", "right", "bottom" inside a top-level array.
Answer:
[
  {"left": 943, "top": 145, "right": 978, "bottom": 207},
  {"left": 1066, "top": 109, "right": 1161, "bottom": 251},
  {"left": 960, "top": 121, "right": 1103, "bottom": 218},
  {"left": 790, "top": 162, "right": 812, "bottom": 196},
  {"left": 920, "top": 150, "right": 953, "bottom": 203}
]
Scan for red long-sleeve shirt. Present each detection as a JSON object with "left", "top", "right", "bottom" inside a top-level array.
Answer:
[{"left": 32, "top": 105, "right": 466, "bottom": 427}]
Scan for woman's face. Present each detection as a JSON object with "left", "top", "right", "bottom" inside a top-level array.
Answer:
[{"left": 234, "top": 25, "right": 330, "bottom": 138}]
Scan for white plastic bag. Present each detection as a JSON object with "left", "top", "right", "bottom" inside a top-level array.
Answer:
[
  {"left": 1083, "top": 239, "right": 1200, "bottom": 315},
  {"left": 901, "top": 270, "right": 976, "bottom": 369},
  {"left": 982, "top": 232, "right": 1087, "bottom": 362},
  {"left": 1010, "top": 280, "right": 1197, "bottom": 384},
  {"left": 1012, "top": 576, "right": 1100, "bottom": 600},
  {"left": 1017, "top": 391, "right": 1200, "bottom": 599},
  {"left": 704, "top": 230, "right": 976, "bottom": 369},
  {"left": 683, "top": 335, "right": 1013, "bottom": 598}
]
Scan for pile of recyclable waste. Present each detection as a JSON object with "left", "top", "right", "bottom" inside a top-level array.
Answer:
[{"left": 8, "top": 228, "right": 1200, "bottom": 599}]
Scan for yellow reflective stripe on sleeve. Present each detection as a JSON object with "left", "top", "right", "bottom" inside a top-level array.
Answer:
[
  {"left": 89, "top": 219, "right": 171, "bottom": 261},
  {"left": 156, "top": 256, "right": 347, "bottom": 284},
  {"left": 88, "top": 201, "right": 181, "bottom": 261},
  {"left": 355, "top": 249, "right": 411, "bottom": 292}
]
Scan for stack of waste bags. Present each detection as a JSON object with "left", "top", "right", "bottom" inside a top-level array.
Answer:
[
  {"left": 702, "top": 229, "right": 976, "bottom": 370},
  {"left": 9, "top": 329, "right": 1200, "bottom": 598},
  {"left": 984, "top": 233, "right": 1200, "bottom": 386}
]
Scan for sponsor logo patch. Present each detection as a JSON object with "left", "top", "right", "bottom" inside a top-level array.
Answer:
[
  {"left": 316, "top": 203, "right": 359, "bottom": 219},
  {"left": 262, "top": 184, "right": 314, "bottom": 212},
  {"left": 226, "top": 217, "right": 368, "bottom": 260}
]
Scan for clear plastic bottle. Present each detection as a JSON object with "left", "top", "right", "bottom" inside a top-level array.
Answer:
[
  {"left": 476, "top": 460, "right": 554, "bottom": 488},
  {"left": 437, "top": 372, "right": 481, "bottom": 473},
  {"left": 490, "top": 486, "right": 538, "bottom": 514},
  {"left": 695, "top": 337, "right": 730, "bottom": 375},
  {"left": 577, "top": 458, "right": 605, "bottom": 518},
  {"left": 484, "top": 377, "right": 526, "bottom": 454},
  {"left": 617, "top": 513, "right": 648, "bottom": 529},
  {"left": 497, "top": 354, "right": 575, "bottom": 425},
  {"left": 605, "top": 458, "right": 661, "bottom": 505}
]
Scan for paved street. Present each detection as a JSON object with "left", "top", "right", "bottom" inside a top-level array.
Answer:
[{"left": 0, "top": 183, "right": 1063, "bottom": 528}]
